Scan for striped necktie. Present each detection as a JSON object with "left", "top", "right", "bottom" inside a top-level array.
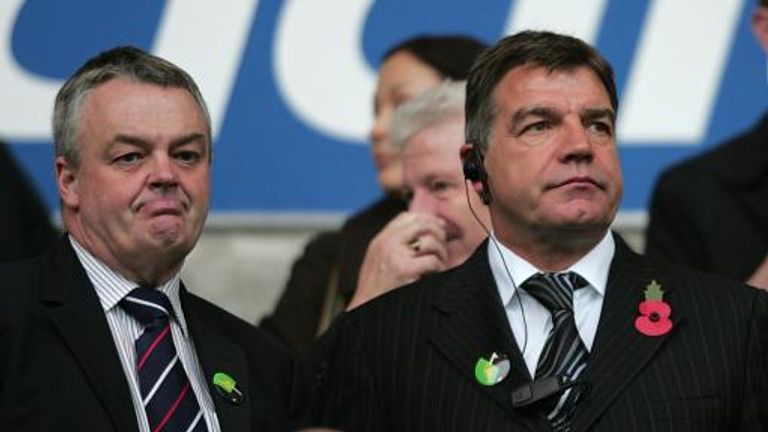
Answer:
[
  {"left": 120, "top": 287, "right": 208, "bottom": 432},
  {"left": 522, "top": 272, "right": 589, "bottom": 432}
]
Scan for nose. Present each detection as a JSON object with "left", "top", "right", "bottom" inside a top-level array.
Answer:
[
  {"left": 408, "top": 189, "right": 439, "bottom": 216},
  {"left": 148, "top": 154, "right": 178, "bottom": 191},
  {"left": 370, "top": 107, "right": 391, "bottom": 147},
  {"left": 559, "top": 121, "right": 594, "bottom": 164}
]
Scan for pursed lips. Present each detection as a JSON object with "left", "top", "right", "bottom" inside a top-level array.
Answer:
[
  {"left": 136, "top": 197, "right": 188, "bottom": 216},
  {"left": 548, "top": 175, "right": 604, "bottom": 190},
  {"left": 443, "top": 220, "right": 462, "bottom": 243},
  {"left": 373, "top": 152, "right": 393, "bottom": 170}
]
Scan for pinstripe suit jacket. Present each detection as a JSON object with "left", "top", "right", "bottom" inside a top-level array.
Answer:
[{"left": 311, "top": 234, "right": 768, "bottom": 431}]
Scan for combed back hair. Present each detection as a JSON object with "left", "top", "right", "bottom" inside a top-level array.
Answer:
[
  {"left": 391, "top": 80, "right": 466, "bottom": 152},
  {"left": 465, "top": 30, "right": 618, "bottom": 151},
  {"left": 383, "top": 35, "right": 488, "bottom": 80},
  {"left": 53, "top": 46, "right": 212, "bottom": 167}
]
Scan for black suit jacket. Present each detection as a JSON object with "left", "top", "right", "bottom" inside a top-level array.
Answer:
[
  {"left": 646, "top": 112, "right": 768, "bottom": 281},
  {"left": 0, "top": 237, "right": 304, "bottom": 431},
  {"left": 310, "top": 235, "right": 768, "bottom": 431}
]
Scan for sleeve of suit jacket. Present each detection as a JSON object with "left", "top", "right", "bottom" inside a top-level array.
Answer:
[
  {"left": 741, "top": 290, "right": 768, "bottom": 428},
  {"left": 259, "top": 231, "right": 341, "bottom": 357},
  {"left": 307, "top": 312, "right": 387, "bottom": 432}
]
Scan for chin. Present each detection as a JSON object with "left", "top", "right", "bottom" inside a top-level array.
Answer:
[
  {"left": 553, "top": 202, "right": 608, "bottom": 223},
  {"left": 448, "top": 244, "right": 473, "bottom": 268},
  {"left": 147, "top": 236, "right": 194, "bottom": 265},
  {"left": 144, "top": 222, "right": 193, "bottom": 250},
  {"left": 554, "top": 216, "right": 611, "bottom": 235},
  {"left": 377, "top": 168, "right": 403, "bottom": 192}
]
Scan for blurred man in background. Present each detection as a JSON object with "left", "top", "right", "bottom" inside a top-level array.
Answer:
[
  {"left": 350, "top": 81, "right": 490, "bottom": 308},
  {"left": 646, "top": 0, "right": 768, "bottom": 290},
  {"left": 0, "top": 140, "right": 57, "bottom": 261}
]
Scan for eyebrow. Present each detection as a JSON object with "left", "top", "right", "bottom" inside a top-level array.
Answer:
[
  {"left": 581, "top": 108, "right": 616, "bottom": 126},
  {"left": 508, "top": 106, "right": 560, "bottom": 132},
  {"left": 507, "top": 106, "right": 616, "bottom": 132},
  {"left": 112, "top": 132, "right": 207, "bottom": 149},
  {"left": 374, "top": 83, "right": 410, "bottom": 112}
]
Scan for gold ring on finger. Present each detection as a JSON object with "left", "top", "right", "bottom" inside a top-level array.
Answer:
[{"left": 408, "top": 237, "right": 422, "bottom": 253}]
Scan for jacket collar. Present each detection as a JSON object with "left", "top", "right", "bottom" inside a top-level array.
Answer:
[
  {"left": 429, "top": 241, "right": 548, "bottom": 431},
  {"left": 573, "top": 234, "right": 682, "bottom": 431},
  {"left": 40, "top": 236, "right": 140, "bottom": 432}
]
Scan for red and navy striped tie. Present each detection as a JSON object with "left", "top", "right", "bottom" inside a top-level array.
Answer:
[{"left": 120, "top": 288, "right": 208, "bottom": 432}]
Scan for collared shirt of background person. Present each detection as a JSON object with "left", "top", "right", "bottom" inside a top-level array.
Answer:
[
  {"left": 309, "top": 31, "right": 768, "bottom": 431},
  {"left": 646, "top": 0, "right": 768, "bottom": 290},
  {"left": 0, "top": 46, "right": 302, "bottom": 432},
  {"left": 260, "top": 36, "right": 488, "bottom": 358},
  {"left": 0, "top": 140, "right": 58, "bottom": 261},
  {"left": 349, "top": 81, "right": 490, "bottom": 309}
]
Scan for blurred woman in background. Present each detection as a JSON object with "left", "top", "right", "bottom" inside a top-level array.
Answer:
[{"left": 261, "top": 35, "right": 488, "bottom": 356}]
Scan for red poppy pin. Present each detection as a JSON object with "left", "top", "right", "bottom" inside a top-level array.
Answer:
[{"left": 634, "top": 280, "right": 673, "bottom": 337}]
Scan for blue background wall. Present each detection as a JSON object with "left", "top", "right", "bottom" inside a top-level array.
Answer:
[{"left": 2, "top": 0, "right": 765, "bottom": 220}]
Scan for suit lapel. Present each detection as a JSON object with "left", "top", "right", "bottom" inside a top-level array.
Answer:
[
  {"left": 42, "top": 238, "right": 138, "bottom": 432},
  {"left": 574, "top": 235, "right": 682, "bottom": 431},
  {"left": 428, "top": 243, "right": 543, "bottom": 431},
  {"left": 182, "top": 289, "right": 252, "bottom": 432}
]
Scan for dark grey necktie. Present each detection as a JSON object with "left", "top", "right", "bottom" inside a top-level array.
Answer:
[{"left": 522, "top": 272, "right": 589, "bottom": 431}]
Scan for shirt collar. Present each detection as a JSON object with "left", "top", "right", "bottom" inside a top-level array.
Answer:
[
  {"left": 489, "top": 231, "right": 614, "bottom": 306},
  {"left": 69, "top": 236, "right": 190, "bottom": 336}
]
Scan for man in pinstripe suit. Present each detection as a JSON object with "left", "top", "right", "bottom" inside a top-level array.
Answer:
[
  {"left": 0, "top": 47, "right": 302, "bottom": 431},
  {"left": 310, "top": 31, "right": 768, "bottom": 431}
]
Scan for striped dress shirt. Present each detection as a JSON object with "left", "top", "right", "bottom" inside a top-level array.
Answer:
[{"left": 70, "top": 237, "right": 221, "bottom": 432}]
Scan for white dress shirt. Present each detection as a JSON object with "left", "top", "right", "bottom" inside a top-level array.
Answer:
[
  {"left": 70, "top": 237, "right": 221, "bottom": 432},
  {"left": 488, "top": 231, "right": 615, "bottom": 377}
]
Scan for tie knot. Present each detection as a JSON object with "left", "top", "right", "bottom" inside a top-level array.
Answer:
[
  {"left": 120, "top": 287, "right": 174, "bottom": 327},
  {"left": 522, "top": 272, "right": 588, "bottom": 313}
]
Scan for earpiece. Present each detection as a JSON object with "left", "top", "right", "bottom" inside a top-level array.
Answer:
[
  {"left": 462, "top": 144, "right": 492, "bottom": 204},
  {"left": 462, "top": 147, "right": 481, "bottom": 181}
]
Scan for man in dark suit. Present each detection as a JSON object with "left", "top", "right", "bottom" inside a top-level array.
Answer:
[
  {"left": 0, "top": 47, "right": 302, "bottom": 431},
  {"left": 646, "top": 0, "right": 768, "bottom": 290},
  {"left": 309, "top": 31, "right": 768, "bottom": 431}
]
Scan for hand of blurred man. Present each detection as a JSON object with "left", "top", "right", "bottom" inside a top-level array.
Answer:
[
  {"left": 348, "top": 212, "right": 448, "bottom": 310},
  {"left": 747, "top": 254, "right": 768, "bottom": 290}
]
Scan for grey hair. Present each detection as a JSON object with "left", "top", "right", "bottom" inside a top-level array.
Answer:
[
  {"left": 53, "top": 46, "right": 212, "bottom": 167},
  {"left": 391, "top": 80, "right": 466, "bottom": 152}
]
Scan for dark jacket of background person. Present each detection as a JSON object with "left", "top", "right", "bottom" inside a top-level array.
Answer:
[
  {"left": 646, "top": 112, "right": 768, "bottom": 281},
  {"left": 260, "top": 195, "right": 404, "bottom": 355},
  {"left": 0, "top": 141, "right": 58, "bottom": 261}
]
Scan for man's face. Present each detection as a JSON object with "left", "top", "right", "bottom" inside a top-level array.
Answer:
[
  {"left": 57, "top": 78, "right": 210, "bottom": 281},
  {"left": 403, "top": 119, "right": 490, "bottom": 267},
  {"left": 483, "top": 66, "right": 622, "bottom": 242}
]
